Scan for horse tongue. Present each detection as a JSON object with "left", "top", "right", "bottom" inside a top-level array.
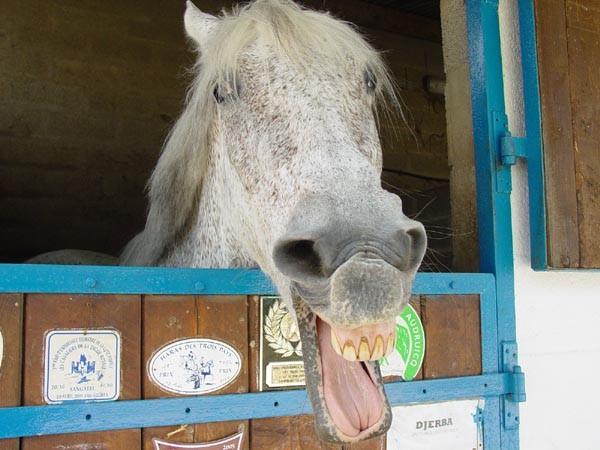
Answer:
[{"left": 317, "top": 319, "right": 384, "bottom": 437}]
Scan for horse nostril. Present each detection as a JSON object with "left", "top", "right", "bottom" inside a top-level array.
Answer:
[
  {"left": 273, "top": 238, "right": 324, "bottom": 281},
  {"left": 405, "top": 224, "right": 427, "bottom": 269}
]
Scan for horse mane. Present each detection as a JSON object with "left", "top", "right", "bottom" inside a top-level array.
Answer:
[{"left": 121, "top": 0, "right": 399, "bottom": 266}]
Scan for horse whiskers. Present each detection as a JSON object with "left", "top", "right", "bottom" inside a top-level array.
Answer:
[{"left": 410, "top": 196, "right": 438, "bottom": 221}]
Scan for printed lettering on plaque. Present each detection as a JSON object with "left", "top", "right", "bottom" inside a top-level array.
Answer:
[
  {"left": 259, "top": 296, "right": 305, "bottom": 390},
  {"left": 148, "top": 338, "right": 242, "bottom": 395},
  {"left": 44, "top": 329, "right": 121, "bottom": 404}
]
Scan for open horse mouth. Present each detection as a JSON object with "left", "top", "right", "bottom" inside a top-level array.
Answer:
[
  {"left": 295, "top": 299, "right": 395, "bottom": 442},
  {"left": 273, "top": 199, "right": 426, "bottom": 441}
]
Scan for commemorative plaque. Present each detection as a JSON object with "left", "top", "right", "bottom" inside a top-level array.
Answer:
[
  {"left": 153, "top": 431, "right": 244, "bottom": 450},
  {"left": 148, "top": 338, "right": 242, "bottom": 395},
  {"left": 43, "top": 328, "right": 121, "bottom": 404},
  {"left": 259, "top": 296, "right": 305, "bottom": 391}
]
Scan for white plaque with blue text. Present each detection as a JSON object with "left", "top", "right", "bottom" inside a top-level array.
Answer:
[{"left": 43, "top": 329, "right": 121, "bottom": 404}]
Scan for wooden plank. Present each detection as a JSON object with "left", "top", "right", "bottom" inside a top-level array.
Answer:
[
  {"left": 142, "top": 295, "right": 197, "bottom": 449},
  {"left": 420, "top": 295, "right": 481, "bottom": 378},
  {"left": 350, "top": 436, "right": 386, "bottom": 450},
  {"left": 194, "top": 296, "right": 249, "bottom": 448},
  {"left": 534, "top": 0, "right": 581, "bottom": 268},
  {"left": 21, "top": 294, "right": 141, "bottom": 450},
  {"left": 565, "top": 1, "right": 600, "bottom": 267},
  {"left": 248, "top": 296, "right": 261, "bottom": 395},
  {"left": 142, "top": 295, "right": 249, "bottom": 449},
  {"left": 0, "top": 294, "right": 23, "bottom": 450},
  {"left": 250, "top": 415, "right": 335, "bottom": 450},
  {"left": 250, "top": 413, "right": 384, "bottom": 449}
]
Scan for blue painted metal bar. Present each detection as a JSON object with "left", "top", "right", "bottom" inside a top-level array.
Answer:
[
  {"left": 483, "top": 396, "right": 502, "bottom": 449},
  {"left": 479, "top": 278, "right": 499, "bottom": 375},
  {"left": 467, "top": 0, "right": 517, "bottom": 316},
  {"left": 0, "top": 265, "right": 276, "bottom": 295},
  {"left": 518, "top": 0, "right": 548, "bottom": 270},
  {"left": 0, "top": 374, "right": 510, "bottom": 439},
  {"left": 467, "top": 0, "right": 522, "bottom": 449},
  {"left": 0, "top": 264, "right": 495, "bottom": 296}
]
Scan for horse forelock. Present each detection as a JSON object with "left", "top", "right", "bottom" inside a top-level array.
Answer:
[{"left": 200, "top": 0, "right": 399, "bottom": 106}]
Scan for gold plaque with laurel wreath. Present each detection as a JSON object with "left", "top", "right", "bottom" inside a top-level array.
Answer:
[{"left": 259, "top": 296, "right": 305, "bottom": 391}]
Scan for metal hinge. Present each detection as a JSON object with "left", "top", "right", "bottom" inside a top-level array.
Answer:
[
  {"left": 500, "top": 134, "right": 527, "bottom": 166},
  {"left": 502, "top": 341, "right": 526, "bottom": 430},
  {"left": 491, "top": 111, "right": 527, "bottom": 193}
]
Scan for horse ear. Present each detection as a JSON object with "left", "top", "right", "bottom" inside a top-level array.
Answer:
[{"left": 184, "top": 1, "right": 219, "bottom": 48}]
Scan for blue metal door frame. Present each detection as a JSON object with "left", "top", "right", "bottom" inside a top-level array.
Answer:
[
  {"left": 466, "top": 0, "right": 524, "bottom": 447},
  {"left": 0, "top": 1, "right": 526, "bottom": 448}
]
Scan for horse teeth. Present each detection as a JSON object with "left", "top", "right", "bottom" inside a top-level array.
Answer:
[
  {"left": 342, "top": 342, "right": 357, "bottom": 361},
  {"left": 329, "top": 320, "right": 396, "bottom": 361},
  {"left": 358, "top": 339, "right": 371, "bottom": 360},
  {"left": 330, "top": 330, "right": 343, "bottom": 356},
  {"left": 370, "top": 335, "right": 385, "bottom": 360},
  {"left": 385, "top": 333, "right": 396, "bottom": 357}
]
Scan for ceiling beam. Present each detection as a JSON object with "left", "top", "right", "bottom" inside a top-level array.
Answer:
[{"left": 302, "top": 0, "right": 442, "bottom": 42}]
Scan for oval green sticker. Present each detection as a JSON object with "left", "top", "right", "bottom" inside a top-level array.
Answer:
[{"left": 379, "top": 304, "right": 425, "bottom": 381}]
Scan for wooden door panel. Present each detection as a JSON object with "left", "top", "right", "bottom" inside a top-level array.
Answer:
[
  {"left": 142, "top": 295, "right": 249, "bottom": 450},
  {"left": 421, "top": 295, "right": 481, "bottom": 378},
  {"left": 21, "top": 294, "right": 141, "bottom": 450},
  {"left": 142, "top": 295, "right": 198, "bottom": 449},
  {"left": 535, "top": 0, "right": 600, "bottom": 268}
]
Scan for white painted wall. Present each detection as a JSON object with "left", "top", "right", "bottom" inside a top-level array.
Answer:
[{"left": 499, "top": 2, "right": 600, "bottom": 449}]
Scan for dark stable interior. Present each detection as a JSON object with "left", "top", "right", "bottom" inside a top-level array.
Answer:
[{"left": 0, "top": 0, "right": 450, "bottom": 270}]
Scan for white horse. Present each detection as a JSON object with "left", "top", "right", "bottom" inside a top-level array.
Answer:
[{"left": 32, "top": 0, "right": 426, "bottom": 443}]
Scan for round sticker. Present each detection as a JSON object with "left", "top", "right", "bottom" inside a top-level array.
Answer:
[
  {"left": 379, "top": 304, "right": 426, "bottom": 381},
  {"left": 149, "top": 338, "right": 242, "bottom": 395}
]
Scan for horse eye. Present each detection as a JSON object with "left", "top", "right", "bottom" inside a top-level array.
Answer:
[
  {"left": 365, "top": 70, "right": 377, "bottom": 92},
  {"left": 213, "top": 85, "right": 226, "bottom": 104},
  {"left": 213, "top": 81, "right": 240, "bottom": 104}
]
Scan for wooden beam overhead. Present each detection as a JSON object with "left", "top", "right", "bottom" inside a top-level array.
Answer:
[{"left": 302, "top": 0, "right": 442, "bottom": 42}]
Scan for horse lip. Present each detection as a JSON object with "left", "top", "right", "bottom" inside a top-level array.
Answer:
[
  {"left": 291, "top": 249, "right": 400, "bottom": 297},
  {"left": 293, "top": 296, "right": 393, "bottom": 443},
  {"left": 329, "top": 241, "right": 406, "bottom": 274}
]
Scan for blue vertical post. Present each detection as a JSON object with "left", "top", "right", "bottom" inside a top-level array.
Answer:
[
  {"left": 518, "top": 0, "right": 547, "bottom": 270},
  {"left": 466, "top": 0, "right": 520, "bottom": 449}
]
